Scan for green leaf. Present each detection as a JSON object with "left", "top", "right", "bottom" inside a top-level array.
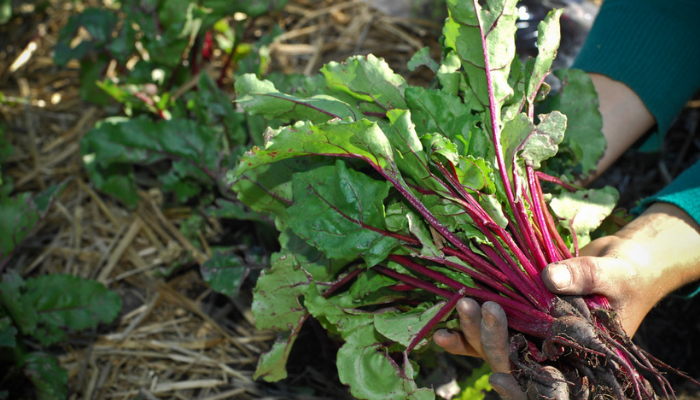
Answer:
[
  {"left": 189, "top": 74, "right": 248, "bottom": 147},
  {"left": 254, "top": 330, "right": 300, "bottom": 382},
  {"left": 304, "top": 284, "right": 376, "bottom": 338},
  {"left": 0, "top": 193, "right": 39, "bottom": 259},
  {"left": 0, "top": 122, "right": 13, "bottom": 164},
  {"left": 524, "top": 10, "right": 563, "bottom": 106},
  {"left": 538, "top": 69, "right": 605, "bottom": 176},
  {"left": 230, "top": 156, "right": 332, "bottom": 229},
  {"left": 407, "top": 47, "right": 439, "bottom": 73},
  {"left": 519, "top": 111, "right": 567, "bottom": 169},
  {"left": 287, "top": 160, "right": 399, "bottom": 267},
  {"left": 82, "top": 116, "right": 220, "bottom": 208},
  {"left": 205, "top": 199, "right": 268, "bottom": 223},
  {"left": 79, "top": 58, "right": 113, "bottom": 105},
  {"left": 0, "top": 317, "right": 17, "bottom": 348},
  {"left": 0, "top": 271, "right": 37, "bottom": 335},
  {"left": 0, "top": 0, "right": 11, "bottom": 25},
  {"left": 228, "top": 0, "right": 289, "bottom": 17},
  {"left": 374, "top": 302, "right": 446, "bottom": 349},
  {"left": 251, "top": 252, "right": 311, "bottom": 332},
  {"left": 337, "top": 325, "right": 435, "bottom": 400},
  {"left": 321, "top": 54, "right": 408, "bottom": 110},
  {"left": 379, "top": 109, "right": 448, "bottom": 194},
  {"left": 457, "top": 362, "right": 492, "bottom": 400},
  {"left": 200, "top": 252, "right": 247, "bottom": 297},
  {"left": 455, "top": 156, "right": 495, "bottom": 193},
  {"left": 415, "top": 192, "right": 486, "bottom": 241},
  {"left": 347, "top": 269, "right": 396, "bottom": 301},
  {"left": 386, "top": 201, "right": 443, "bottom": 256},
  {"left": 54, "top": 8, "right": 118, "bottom": 66},
  {"left": 235, "top": 74, "right": 360, "bottom": 123},
  {"left": 278, "top": 228, "right": 351, "bottom": 281},
  {"left": 549, "top": 186, "right": 619, "bottom": 249},
  {"left": 443, "top": 0, "right": 518, "bottom": 117},
  {"left": 235, "top": 118, "right": 407, "bottom": 190},
  {"left": 23, "top": 274, "right": 121, "bottom": 346},
  {"left": 437, "top": 51, "right": 462, "bottom": 96},
  {"left": 501, "top": 112, "right": 535, "bottom": 170},
  {"left": 405, "top": 87, "right": 479, "bottom": 157},
  {"left": 21, "top": 352, "right": 68, "bottom": 400},
  {"left": 0, "top": 184, "right": 62, "bottom": 260}
]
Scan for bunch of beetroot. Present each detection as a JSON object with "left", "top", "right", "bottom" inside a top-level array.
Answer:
[{"left": 229, "top": 0, "right": 695, "bottom": 398}]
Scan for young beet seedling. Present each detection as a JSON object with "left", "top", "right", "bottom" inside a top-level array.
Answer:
[{"left": 230, "top": 0, "right": 699, "bottom": 398}]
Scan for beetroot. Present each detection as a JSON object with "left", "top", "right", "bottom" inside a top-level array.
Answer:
[{"left": 230, "top": 0, "right": 698, "bottom": 398}]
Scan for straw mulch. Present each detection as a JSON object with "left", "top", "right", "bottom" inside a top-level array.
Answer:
[{"left": 0, "top": 1, "right": 439, "bottom": 399}]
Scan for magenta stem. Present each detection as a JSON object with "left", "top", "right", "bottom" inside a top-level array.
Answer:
[
  {"left": 527, "top": 166, "right": 560, "bottom": 264},
  {"left": 407, "top": 288, "right": 466, "bottom": 352},
  {"left": 535, "top": 171, "right": 583, "bottom": 192}
]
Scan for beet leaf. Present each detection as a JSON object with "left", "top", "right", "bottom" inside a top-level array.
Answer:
[{"left": 227, "top": 1, "right": 687, "bottom": 398}]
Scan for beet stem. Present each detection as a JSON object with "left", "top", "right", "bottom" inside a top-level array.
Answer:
[{"left": 406, "top": 288, "right": 466, "bottom": 352}]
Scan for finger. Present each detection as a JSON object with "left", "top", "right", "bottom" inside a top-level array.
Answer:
[
  {"left": 543, "top": 257, "right": 631, "bottom": 298},
  {"left": 432, "top": 329, "right": 480, "bottom": 357},
  {"left": 490, "top": 372, "right": 527, "bottom": 400},
  {"left": 456, "top": 298, "right": 484, "bottom": 357},
  {"left": 480, "top": 301, "right": 511, "bottom": 373}
]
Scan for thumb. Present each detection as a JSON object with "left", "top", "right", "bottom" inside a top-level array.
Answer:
[{"left": 542, "top": 257, "right": 631, "bottom": 298}]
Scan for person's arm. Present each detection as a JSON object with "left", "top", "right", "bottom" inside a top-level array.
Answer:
[{"left": 583, "top": 74, "right": 655, "bottom": 182}]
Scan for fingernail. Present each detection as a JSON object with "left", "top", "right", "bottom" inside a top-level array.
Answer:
[{"left": 549, "top": 263, "right": 571, "bottom": 290}]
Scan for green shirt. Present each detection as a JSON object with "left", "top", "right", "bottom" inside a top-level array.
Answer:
[{"left": 573, "top": 0, "right": 700, "bottom": 296}]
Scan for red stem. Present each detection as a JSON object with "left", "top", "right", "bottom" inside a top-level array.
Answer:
[
  {"left": 375, "top": 266, "right": 454, "bottom": 299},
  {"left": 389, "top": 255, "right": 548, "bottom": 319},
  {"left": 535, "top": 170, "right": 582, "bottom": 192},
  {"left": 434, "top": 162, "right": 551, "bottom": 305},
  {"left": 534, "top": 173, "right": 573, "bottom": 259},
  {"left": 323, "top": 268, "right": 362, "bottom": 298},
  {"left": 527, "top": 166, "right": 560, "bottom": 264},
  {"left": 407, "top": 288, "right": 466, "bottom": 352}
]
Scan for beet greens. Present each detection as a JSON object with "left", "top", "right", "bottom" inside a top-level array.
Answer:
[{"left": 229, "top": 0, "right": 693, "bottom": 398}]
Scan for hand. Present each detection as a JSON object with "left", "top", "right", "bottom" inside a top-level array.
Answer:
[
  {"left": 433, "top": 299, "right": 527, "bottom": 399},
  {"left": 434, "top": 203, "right": 700, "bottom": 399},
  {"left": 542, "top": 236, "right": 654, "bottom": 336}
]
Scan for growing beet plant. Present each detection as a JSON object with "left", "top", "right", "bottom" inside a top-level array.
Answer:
[{"left": 228, "top": 0, "right": 695, "bottom": 398}]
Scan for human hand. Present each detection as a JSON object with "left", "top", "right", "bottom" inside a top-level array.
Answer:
[
  {"left": 433, "top": 299, "right": 527, "bottom": 400},
  {"left": 432, "top": 240, "right": 650, "bottom": 400},
  {"left": 434, "top": 203, "right": 700, "bottom": 399}
]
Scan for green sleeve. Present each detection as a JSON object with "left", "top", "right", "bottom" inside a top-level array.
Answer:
[
  {"left": 636, "top": 161, "right": 700, "bottom": 226},
  {"left": 575, "top": 0, "right": 700, "bottom": 297},
  {"left": 633, "top": 161, "right": 700, "bottom": 297},
  {"left": 573, "top": 0, "right": 700, "bottom": 150}
]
